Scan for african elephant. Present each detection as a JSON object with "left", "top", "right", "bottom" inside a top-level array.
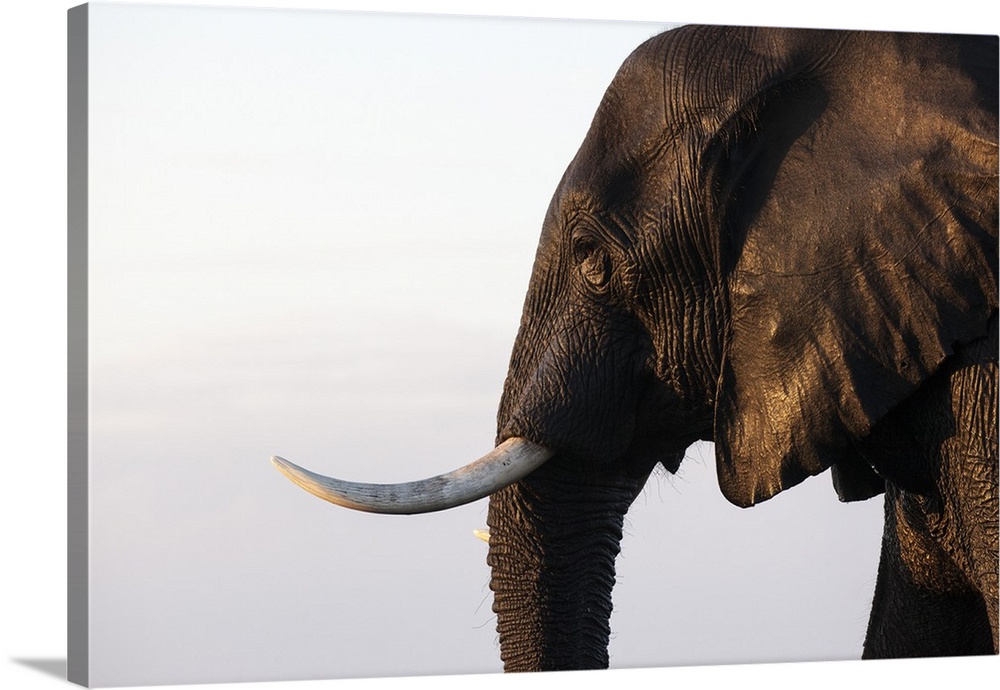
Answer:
[{"left": 273, "top": 25, "right": 999, "bottom": 670}]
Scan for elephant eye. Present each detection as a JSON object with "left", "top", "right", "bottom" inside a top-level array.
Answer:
[{"left": 571, "top": 232, "right": 612, "bottom": 290}]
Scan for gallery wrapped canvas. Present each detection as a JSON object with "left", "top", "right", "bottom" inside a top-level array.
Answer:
[{"left": 68, "top": 2, "right": 997, "bottom": 687}]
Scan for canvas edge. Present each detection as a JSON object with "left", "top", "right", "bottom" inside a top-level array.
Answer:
[{"left": 68, "top": 3, "right": 89, "bottom": 687}]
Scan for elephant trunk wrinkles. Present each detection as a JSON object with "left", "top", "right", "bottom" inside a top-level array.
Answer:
[{"left": 487, "top": 464, "right": 645, "bottom": 671}]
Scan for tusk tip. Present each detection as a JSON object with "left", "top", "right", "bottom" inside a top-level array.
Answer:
[
  {"left": 271, "top": 455, "right": 297, "bottom": 474},
  {"left": 473, "top": 528, "right": 491, "bottom": 543}
]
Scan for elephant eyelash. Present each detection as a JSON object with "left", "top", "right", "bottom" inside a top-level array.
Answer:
[
  {"left": 570, "top": 229, "right": 614, "bottom": 290},
  {"left": 570, "top": 232, "right": 599, "bottom": 263}
]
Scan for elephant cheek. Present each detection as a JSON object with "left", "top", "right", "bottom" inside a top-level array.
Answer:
[
  {"left": 485, "top": 464, "right": 645, "bottom": 671},
  {"left": 497, "top": 339, "right": 644, "bottom": 466}
]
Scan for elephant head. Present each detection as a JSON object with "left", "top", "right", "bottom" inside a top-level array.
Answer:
[{"left": 273, "top": 26, "right": 999, "bottom": 670}]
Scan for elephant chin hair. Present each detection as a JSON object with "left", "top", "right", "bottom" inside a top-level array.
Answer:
[{"left": 271, "top": 437, "right": 553, "bottom": 514}]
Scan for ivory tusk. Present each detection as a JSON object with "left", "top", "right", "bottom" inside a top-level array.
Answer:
[
  {"left": 473, "top": 529, "right": 491, "bottom": 543},
  {"left": 271, "top": 437, "right": 552, "bottom": 515}
]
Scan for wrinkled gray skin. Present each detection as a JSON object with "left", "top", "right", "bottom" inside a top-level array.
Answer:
[{"left": 487, "top": 25, "right": 998, "bottom": 670}]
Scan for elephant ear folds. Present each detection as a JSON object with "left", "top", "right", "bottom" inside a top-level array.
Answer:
[
  {"left": 701, "top": 79, "right": 829, "bottom": 239},
  {"left": 710, "top": 55, "right": 998, "bottom": 508}
]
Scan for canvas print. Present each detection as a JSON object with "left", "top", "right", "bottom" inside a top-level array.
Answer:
[{"left": 68, "top": 3, "right": 998, "bottom": 687}]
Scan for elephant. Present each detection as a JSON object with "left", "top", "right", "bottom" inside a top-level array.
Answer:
[{"left": 272, "top": 25, "right": 999, "bottom": 670}]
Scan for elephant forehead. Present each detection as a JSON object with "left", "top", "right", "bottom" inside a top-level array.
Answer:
[
  {"left": 564, "top": 39, "right": 678, "bottom": 192},
  {"left": 559, "top": 26, "right": 796, "bottom": 209},
  {"left": 559, "top": 111, "right": 685, "bottom": 223}
]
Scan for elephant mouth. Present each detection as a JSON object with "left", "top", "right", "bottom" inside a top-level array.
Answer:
[{"left": 270, "top": 436, "right": 554, "bottom": 514}]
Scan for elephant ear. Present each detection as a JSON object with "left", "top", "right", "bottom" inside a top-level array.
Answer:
[{"left": 707, "top": 33, "right": 998, "bottom": 507}]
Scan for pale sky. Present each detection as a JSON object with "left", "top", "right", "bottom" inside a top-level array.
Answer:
[{"left": 85, "top": 4, "right": 885, "bottom": 686}]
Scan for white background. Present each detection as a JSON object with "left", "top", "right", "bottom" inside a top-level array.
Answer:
[{"left": 2, "top": 1, "right": 999, "bottom": 690}]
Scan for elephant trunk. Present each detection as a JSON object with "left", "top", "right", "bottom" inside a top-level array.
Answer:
[{"left": 486, "top": 463, "right": 646, "bottom": 671}]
